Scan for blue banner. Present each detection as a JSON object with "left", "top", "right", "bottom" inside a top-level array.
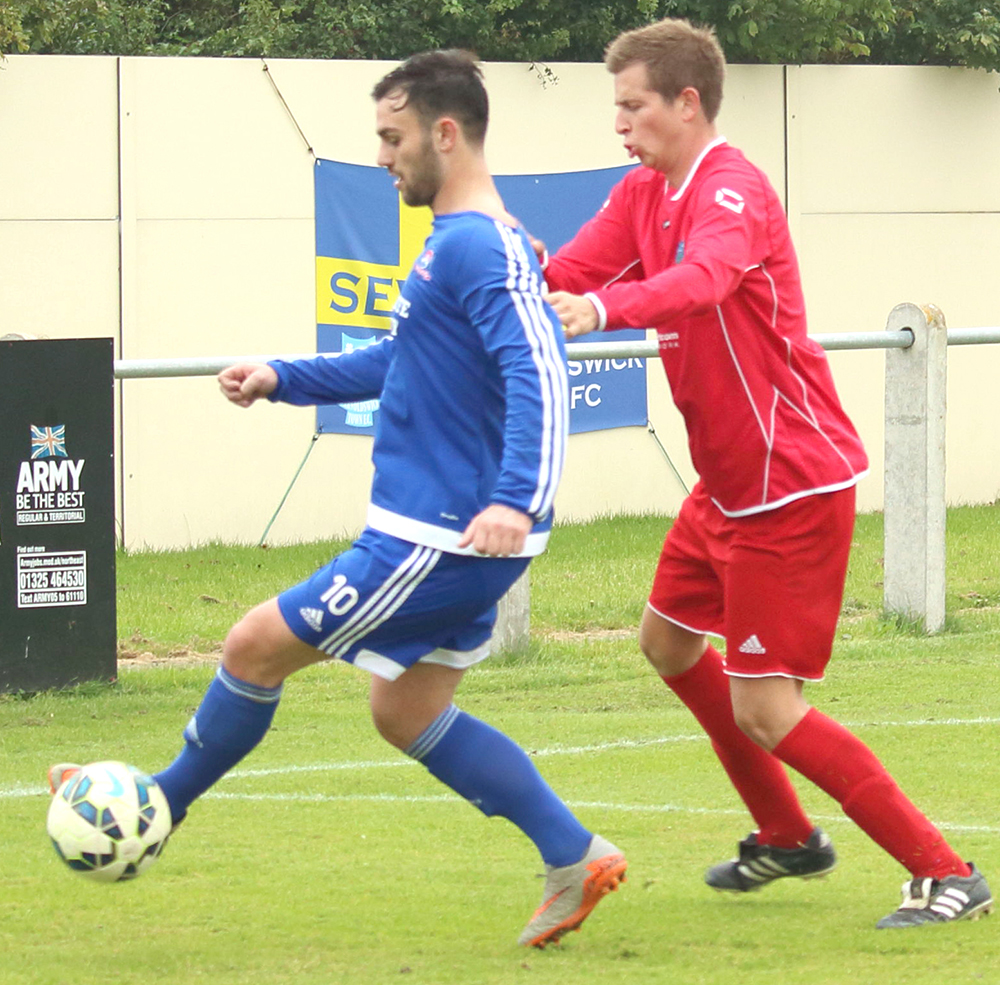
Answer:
[{"left": 314, "top": 158, "right": 647, "bottom": 436}]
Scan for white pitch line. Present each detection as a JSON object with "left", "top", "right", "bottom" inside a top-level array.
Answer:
[
  {"left": 200, "top": 791, "right": 1000, "bottom": 835},
  {"left": 231, "top": 759, "right": 414, "bottom": 778},
  {"left": 4, "top": 716, "right": 998, "bottom": 806},
  {"left": 0, "top": 737, "right": 692, "bottom": 798},
  {"left": 201, "top": 715, "right": 1000, "bottom": 782},
  {"left": 221, "top": 733, "right": 706, "bottom": 781}
]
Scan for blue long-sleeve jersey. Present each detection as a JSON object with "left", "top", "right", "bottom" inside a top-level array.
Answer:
[{"left": 268, "top": 211, "right": 569, "bottom": 557}]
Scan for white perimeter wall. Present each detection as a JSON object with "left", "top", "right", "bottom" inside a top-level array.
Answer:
[{"left": 2, "top": 55, "right": 998, "bottom": 548}]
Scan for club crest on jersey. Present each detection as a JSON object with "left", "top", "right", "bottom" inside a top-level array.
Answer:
[
  {"left": 414, "top": 248, "right": 435, "bottom": 281},
  {"left": 715, "top": 188, "right": 745, "bottom": 215}
]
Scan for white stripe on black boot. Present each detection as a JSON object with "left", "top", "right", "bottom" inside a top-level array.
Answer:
[
  {"left": 876, "top": 863, "right": 993, "bottom": 928},
  {"left": 705, "top": 827, "right": 836, "bottom": 892}
]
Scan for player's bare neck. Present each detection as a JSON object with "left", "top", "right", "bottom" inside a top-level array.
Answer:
[
  {"left": 667, "top": 125, "right": 718, "bottom": 190},
  {"left": 433, "top": 167, "right": 514, "bottom": 225}
]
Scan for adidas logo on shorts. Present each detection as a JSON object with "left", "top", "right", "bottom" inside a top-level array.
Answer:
[
  {"left": 299, "top": 607, "right": 324, "bottom": 632},
  {"left": 738, "top": 634, "right": 766, "bottom": 655}
]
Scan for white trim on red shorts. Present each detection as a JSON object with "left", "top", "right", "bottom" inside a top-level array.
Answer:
[
  {"left": 645, "top": 601, "right": 722, "bottom": 638},
  {"left": 724, "top": 668, "right": 826, "bottom": 682},
  {"left": 646, "top": 604, "right": 827, "bottom": 682},
  {"left": 710, "top": 470, "right": 869, "bottom": 518}
]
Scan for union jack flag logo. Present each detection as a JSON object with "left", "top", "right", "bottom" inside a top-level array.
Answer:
[{"left": 30, "top": 425, "right": 68, "bottom": 459}]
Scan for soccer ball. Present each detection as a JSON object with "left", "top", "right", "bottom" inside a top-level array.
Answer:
[{"left": 46, "top": 761, "right": 172, "bottom": 882}]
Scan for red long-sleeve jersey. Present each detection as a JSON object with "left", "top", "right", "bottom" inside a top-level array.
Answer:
[{"left": 546, "top": 138, "right": 868, "bottom": 516}]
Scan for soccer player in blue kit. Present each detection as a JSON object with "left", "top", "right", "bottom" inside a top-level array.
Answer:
[{"left": 49, "top": 50, "right": 625, "bottom": 948}]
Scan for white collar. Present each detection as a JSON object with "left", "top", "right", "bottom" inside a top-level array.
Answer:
[{"left": 669, "top": 135, "right": 728, "bottom": 201}]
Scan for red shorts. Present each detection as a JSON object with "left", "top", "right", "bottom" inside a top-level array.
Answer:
[{"left": 648, "top": 483, "right": 856, "bottom": 681}]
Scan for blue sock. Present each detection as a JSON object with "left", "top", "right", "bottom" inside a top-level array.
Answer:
[
  {"left": 153, "top": 666, "right": 282, "bottom": 822},
  {"left": 406, "top": 705, "right": 592, "bottom": 868}
]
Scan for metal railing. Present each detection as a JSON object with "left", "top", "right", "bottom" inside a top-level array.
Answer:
[
  {"left": 112, "top": 331, "right": 917, "bottom": 379},
  {"left": 112, "top": 304, "right": 1000, "bottom": 635},
  {"left": 113, "top": 324, "right": 1000, "bottom": 380}
]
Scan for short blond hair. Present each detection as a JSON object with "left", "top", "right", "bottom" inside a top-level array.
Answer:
[{"left": 605, "top": 18, "right": 726, "bottom": 123}]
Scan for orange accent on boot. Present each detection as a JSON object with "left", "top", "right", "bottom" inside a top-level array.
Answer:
[
  {"left": 526, "top": 853, "right": 628, "bottom": 948},
  {"left": 47, "top": 764, "right": 80, "bottom": 795}
]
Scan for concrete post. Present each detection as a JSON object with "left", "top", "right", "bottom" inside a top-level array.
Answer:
[
  {"left": 493, "top": 570, "right": 531, "bottom": 653},
  {"left": 883, "top": 302, "right": 948, "bottom": 632}
]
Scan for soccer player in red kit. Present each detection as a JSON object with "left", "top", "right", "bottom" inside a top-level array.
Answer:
[{"left": 541, "top": 17, "right": 992, "bottom": 928}]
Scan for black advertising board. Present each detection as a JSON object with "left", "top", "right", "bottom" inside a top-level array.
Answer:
[{"left": 0, "top": 338, "right": 116, "bottom": 692}]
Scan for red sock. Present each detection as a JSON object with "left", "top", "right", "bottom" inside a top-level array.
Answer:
[
  {"left": 774, "top": 708, "right": 970, "bottom": 880},
  {"left": 663, "top": 646, "right": 813, "bottom": 848}
]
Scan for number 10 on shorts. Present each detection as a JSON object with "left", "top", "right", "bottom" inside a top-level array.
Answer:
[{"left": 320, "top": 574, "right": 359, "bottom": 616}]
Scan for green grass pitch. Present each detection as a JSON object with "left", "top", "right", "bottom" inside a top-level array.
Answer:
[{"left": 1, "top": 506, "right": 998, "bottom": 984}]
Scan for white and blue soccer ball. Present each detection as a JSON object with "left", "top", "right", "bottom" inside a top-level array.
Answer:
[{"left": 46, "top": 761, "right": 172, "bottom": 882}]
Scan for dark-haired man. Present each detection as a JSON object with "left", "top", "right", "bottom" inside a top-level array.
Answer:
[{"left": 50, "top": 50, "right": 626, "bottom": 949}]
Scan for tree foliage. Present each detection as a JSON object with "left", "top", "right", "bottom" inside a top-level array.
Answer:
[
  {"left": 867, "top": 0, "right": 1000, "bottom": 71},
  {"left": 2, "top": 0, "right": 999, "bottom": 70}
]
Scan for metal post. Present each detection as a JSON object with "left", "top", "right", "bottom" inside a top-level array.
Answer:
[
  {"left": 883, "top": 302, "right": 947, "bottom": 632},
  {"left": 494, "top": 570, "right": 531, "bottom": 654}
]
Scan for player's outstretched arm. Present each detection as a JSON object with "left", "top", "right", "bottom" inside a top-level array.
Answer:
[
  {"left": 458, "top": 503, "right": 533, "bottom": 557},
  {"left": 218, "top": 363, "right": 279, "bottom": 408}
]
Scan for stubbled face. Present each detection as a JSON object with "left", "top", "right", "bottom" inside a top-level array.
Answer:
[
  {"left": 613, "top": 61, "right": 686, "bottom": 177},
  {"left": 375, "top": 92, "right": 443, "bottom": 208}
]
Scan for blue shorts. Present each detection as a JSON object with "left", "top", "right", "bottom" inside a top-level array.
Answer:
[{"left": 277, "top": 528, "right": 530, "bottom": 681}]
